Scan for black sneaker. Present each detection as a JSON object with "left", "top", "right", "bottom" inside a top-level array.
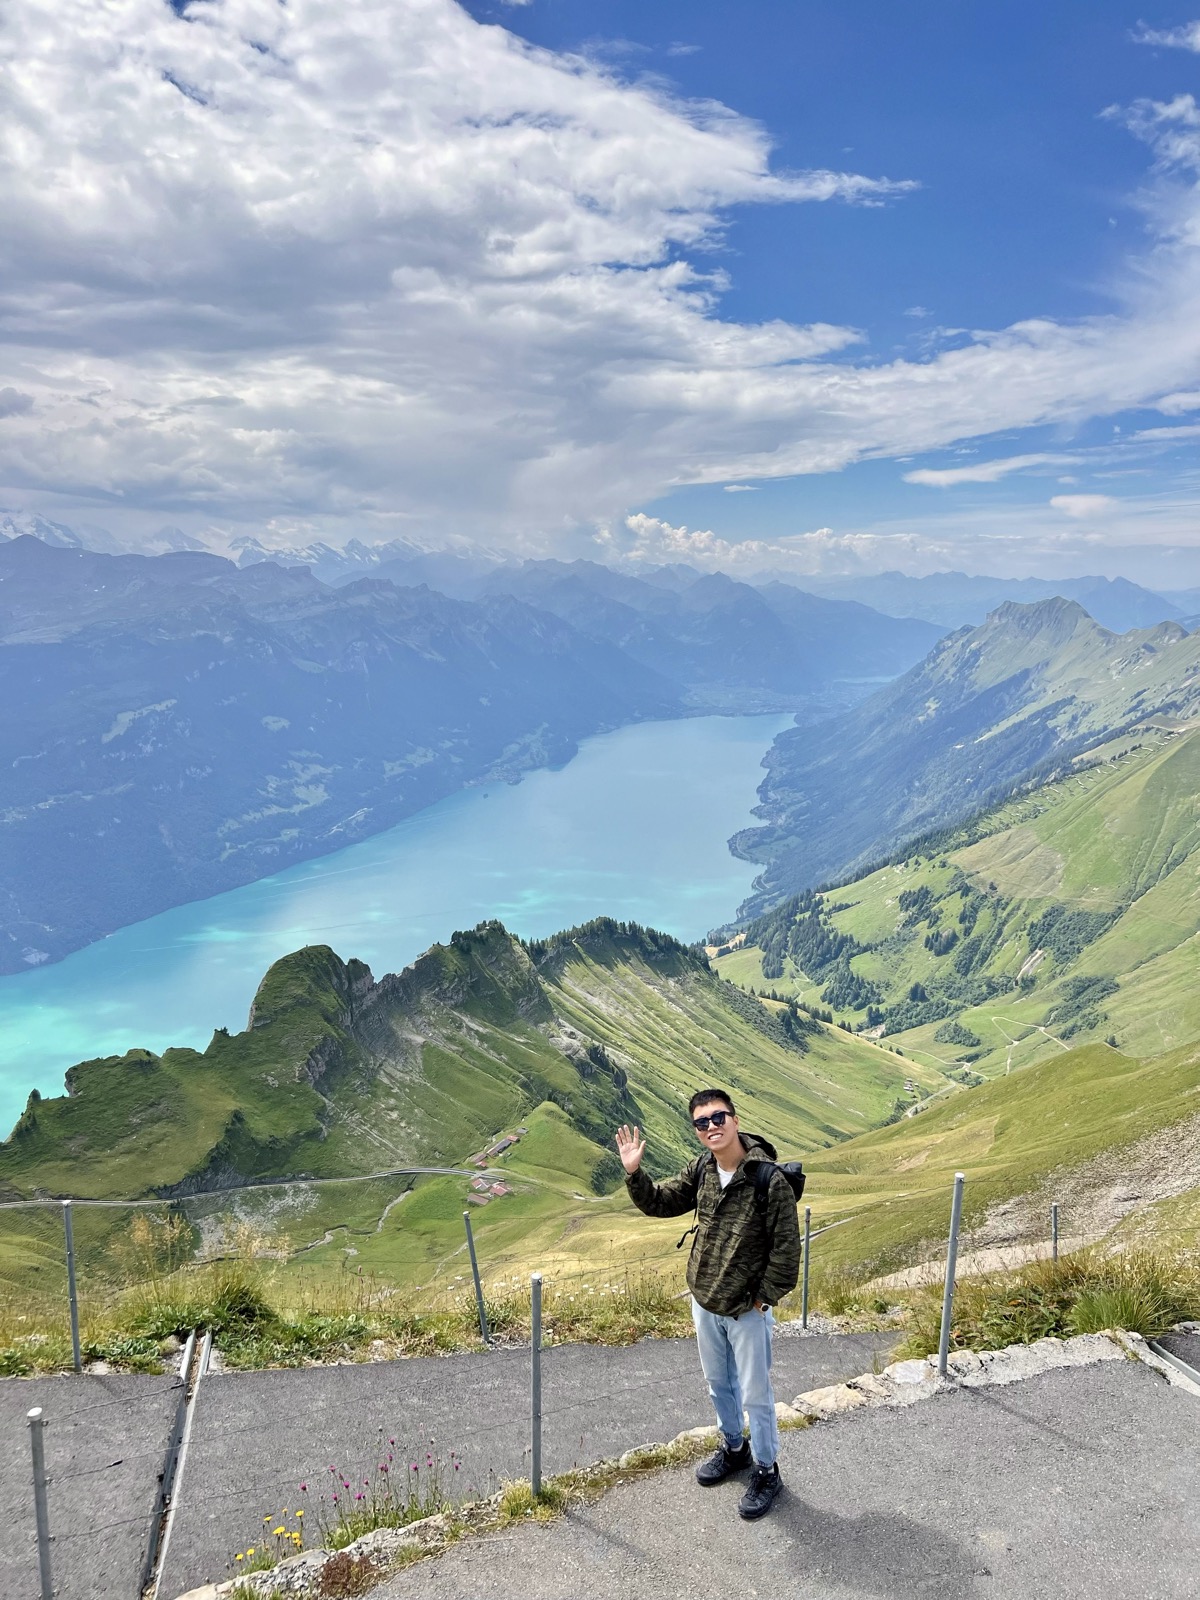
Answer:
[
  {"left": 738, "top": 1462, "right": 782, "bottom": 1520},
  {"left": 694, "top": 1438, "right": 751, "bottom": 1486}
]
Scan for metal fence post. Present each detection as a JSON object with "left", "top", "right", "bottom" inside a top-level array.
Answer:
[
  {"left": 28, "top": 1408, "right": 53, "bottom": 1600},
  {"left": 801, "top": 1206, "right": 812, "bottom": 1330},
  {"left": 1051, "top": 1202, "right": 1059, "bottom": 1262},
  {"left": 63, "top": 1199, "right": 81, "bottom": 1373},
  {"left": 937, "top": 1172, "right": 965, "bottom": 1378},
  {"left": 530, "top": 1272, "right": 543, "bottom": 1498},
  {"left": 462, "top": 1211, "right": 490, "bottom": 1346}
]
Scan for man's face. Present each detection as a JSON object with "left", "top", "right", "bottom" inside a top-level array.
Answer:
[{"left": 692, "top": 1098, "right": 740, "bottom": 1163}]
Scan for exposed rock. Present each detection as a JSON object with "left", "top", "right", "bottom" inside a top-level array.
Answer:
[{"left": 791, "top": 1382, "right": 870, "bottom": 1417}]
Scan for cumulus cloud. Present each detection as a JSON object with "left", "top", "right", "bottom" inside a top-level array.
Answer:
[
  {"left": 617, "top": 512, "right": 960, "bottom": 578},
  {"left": 1133, "top": 21, "right": 1200, "bottom": 52},
  {"left": 903, "top": 453, "right": 1076, "bottom": 487},
  {"left": 1049, "top": 494, "right": 1117, "bottom": 518},
  {"left": 0, "top": 0, "right": 1199, "bottom": 549}
]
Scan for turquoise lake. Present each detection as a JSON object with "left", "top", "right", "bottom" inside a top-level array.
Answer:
[{"left": 0, "top": 713, "right": 791, "bottom": 1132}]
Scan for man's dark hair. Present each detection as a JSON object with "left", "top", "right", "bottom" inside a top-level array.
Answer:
[{"left": 688, "top": 1088, "right": 736, "bottom": 1117}]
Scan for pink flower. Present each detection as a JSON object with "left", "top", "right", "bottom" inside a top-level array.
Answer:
[{"left": 299, "top": 1483, "right": 308, "bottom": 1493}]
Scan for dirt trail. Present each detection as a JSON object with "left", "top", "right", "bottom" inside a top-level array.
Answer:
[{"left": 867, "top": 1110, "right": 1200, "bottom": 1291}]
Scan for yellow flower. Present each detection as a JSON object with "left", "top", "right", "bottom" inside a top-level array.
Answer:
[
  {"left": 273, "top": 1526, "right": 285, "bottom": 1536},
  {"left": 295, "top": 1510, "right": 304, "bottom": 1519},
  {"left": 235, "top": 1555, "right": 244, "bottom": 1563},
  {"left": 247, "top": 1548, "right": 256, "bottom": 1557}
]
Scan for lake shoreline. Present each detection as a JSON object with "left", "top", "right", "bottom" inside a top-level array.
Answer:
[{"left": 0, "top": 712, "right": 794, "bottom": 1133}]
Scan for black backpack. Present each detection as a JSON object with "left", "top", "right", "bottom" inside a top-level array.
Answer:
[{"left": 677, "top": 1135, "right": 805, "bottom": 1248}]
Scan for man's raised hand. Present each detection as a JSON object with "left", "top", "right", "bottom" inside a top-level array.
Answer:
[{"left": 615, "top": 1124, "right": 645, "bottom": 1175}]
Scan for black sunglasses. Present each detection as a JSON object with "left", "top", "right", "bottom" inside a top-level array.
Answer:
[{"left": 692, "top": 1110, "right": 730, "bottom": 1132}]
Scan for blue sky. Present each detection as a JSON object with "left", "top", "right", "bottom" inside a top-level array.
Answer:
[
  {"left": 470, "top": 0, "right": 1200, "bottom": 582},
  {"left": 2, "top": 1, "right": 1200, "bottom": 582}
]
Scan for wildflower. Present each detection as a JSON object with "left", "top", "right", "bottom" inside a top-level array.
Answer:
[
  {"left": 273, "top": 1526, "right": 285, "bottom": 1536},
  {"left": 299, "top": 1484, "right": 308, "bottom": 1493},
  {"left": 295, "top": 1510, "right": 303, "bottom": 1519},
  {"left": 235, "top": 1555, "right": 244, "bottom": 1563},
  {"left": 247, "top": 1548, "right": 256, "bottom": 1558}
]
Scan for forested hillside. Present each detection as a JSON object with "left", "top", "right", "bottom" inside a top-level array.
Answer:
[{"left": 718, "top": 723, "right": 1200, "bottom": 1078}]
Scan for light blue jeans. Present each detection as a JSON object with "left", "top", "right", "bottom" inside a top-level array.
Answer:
[{"left": 691, "top": 1297, "right": 779, "bottom": 1468}]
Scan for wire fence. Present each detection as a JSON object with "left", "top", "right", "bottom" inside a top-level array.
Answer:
[{"left": 8, "top": 1172, "right": 1079, "bottom": 1599}]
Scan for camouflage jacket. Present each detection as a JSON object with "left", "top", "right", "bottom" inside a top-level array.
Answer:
[{"left": 625, "top": 1133, "right": 801, "bottom": 1317}]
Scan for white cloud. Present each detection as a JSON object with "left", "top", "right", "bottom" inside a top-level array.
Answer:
[
  {"left": 902, "top": 453, "right": 1075, "bottom": 487},
  {"left": 0, "top": 1, "right": 1199, "bottom": 551},
  {"left": 1132, "top": 420, "right": 1200, "bottom": 441},
  {"left": 618, "top": 512, "right": 959, "bottom": 577},
  {"left": 1154, "top": 389, "right": 1200, "bottom": 412},
  {"left": 722, "top": 483, "right": 757, "bottom": 493},
  {"left": 1133, "top": 21, "right": 1200, "bottom": 52},
  {"left": 1049, "top": 494, "right": 1117, "bottom": 518}
]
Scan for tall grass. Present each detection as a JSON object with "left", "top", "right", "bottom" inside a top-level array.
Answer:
[
  {"left": 0, "top": 1214, "right": 692, "bottom": 1373},
  {"left": 895, "top": 1248, "right": 1200, "bottom": 1359}
]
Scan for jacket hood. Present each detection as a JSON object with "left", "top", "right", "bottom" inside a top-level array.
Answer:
[{"left": 732, "top": 1139, "right": 780, "bottom": 1164}]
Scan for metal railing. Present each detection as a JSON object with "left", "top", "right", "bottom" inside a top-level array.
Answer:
[{"left": 9, "top": 1173, "right": 1079, "bottom": 1598}]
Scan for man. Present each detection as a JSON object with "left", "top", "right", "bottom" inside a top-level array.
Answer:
[{"left": 615, "top": 1089, "right": 801, "bottom": 1520}]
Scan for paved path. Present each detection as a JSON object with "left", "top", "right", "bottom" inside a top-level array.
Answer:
[
  {"left": 374, "top": 1360, "right": 1200, "bottom": 1600},
  {"left": 160, "top": 1329, "right": 898, "bottom": 1597},
  {"left": 0, "top": 1372, "right": 181, "bottom": 1600},
  {"left": 1158, "top": 1329, "right": 1200, "bottom": 1372}
]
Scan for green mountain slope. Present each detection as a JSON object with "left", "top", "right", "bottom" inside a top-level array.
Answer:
[
  {"left": 800, "top": 1038, "right": 1200, "bottom": 1278},
  {"left": 718, "top": 723, "right": 1200, "bottom": 1082},
  {"left": 1, "top": 918, "right": 927, "bottom": 1206},
  {"left": 0, "top": 916, "right": 940, "bottom": 1298},
  {"left": 732, "top": 598, "right": 1200, "bottom": 912}
]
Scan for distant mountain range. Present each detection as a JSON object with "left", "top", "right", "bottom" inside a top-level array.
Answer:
[
  {"left": 3, "top": 508, "right": 1181, "bottom": 633},
  {"left": 731, "top": 597, "right": 1200, "bottom": 914},
  {"left": 476, "top": 559, "right": 941, "bottom": 709},
  {"left": 797, "top": 569, "right": 1181, "bottom": 633},
  {"left": 0, "top": 539, "right": 936, "bottom": 972}
]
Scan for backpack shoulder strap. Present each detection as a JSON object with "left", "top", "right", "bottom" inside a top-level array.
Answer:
[
  {"left": 753, "top": 1160, "right": 777, "bottom": 1215},
  {"left": 675, "top": 1151, "right": 714, "bottom": 1250}
]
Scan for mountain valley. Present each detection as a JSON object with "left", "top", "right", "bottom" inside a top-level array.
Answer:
[{"left": 0, "top": 538, "right": 938, "bottom": 972}]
